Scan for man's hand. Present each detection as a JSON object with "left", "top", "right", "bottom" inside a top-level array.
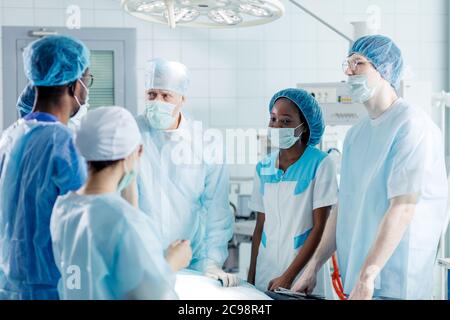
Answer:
[
  {"left": 291, "top": 263, "right": 318, "bottom": 295},
  {"left": 348, "top": 278, "right": 375, "bottom": 300},
  {"left": 165, "top": 240, "right": 192, "bottom": 272},
  {"left": 205, "top": 265, "right": 240, "bottom": 287}
]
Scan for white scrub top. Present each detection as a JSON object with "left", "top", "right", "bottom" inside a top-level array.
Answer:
[
  {"left": 51, "top": 192, "right": 177, "bottom": 300},
  {"left": 249, "top": 146, "right": 338, "bottom": 298},
  {"left": 337, "top": 98, "right": 448, "bottom": 300}
]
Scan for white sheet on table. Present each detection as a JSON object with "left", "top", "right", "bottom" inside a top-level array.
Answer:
[{"left": 175, "top": 270, "right": 272, "bottom": 300}]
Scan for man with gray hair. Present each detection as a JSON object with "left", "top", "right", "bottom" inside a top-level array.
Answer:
[{"left": 136, "top": 58, "right": 238, "bottom": 287}]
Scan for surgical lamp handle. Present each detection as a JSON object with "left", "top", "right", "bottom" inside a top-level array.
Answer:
[
  {"left": 165, "top": 0, "right": 176, "bottom": 29},
  {"left": 289, "top": 0, "right": 354, "bottom": 44}
]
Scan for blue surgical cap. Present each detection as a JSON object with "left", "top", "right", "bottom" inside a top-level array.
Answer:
[
  {"left": 145, "top": 58, "right": 190, "bottom": 96},
  {"left": 17, "top": 83, "right": 35, "bottom": 118},
  {"left": 349, "top": 35, "right": 404, "bottom": 90},
  {"left": 269, "top": 88, "right": 325, "bottom": 146},
  {"left": 23, "top": 35, "right": 90, "bottom": 86}
]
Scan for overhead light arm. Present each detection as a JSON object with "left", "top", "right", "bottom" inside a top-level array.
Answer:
[
  {"left": 165, "top": 0, "right": 176, "bottom": 28},
  {"left": 289, "top": 0, "right": 353, "bottom": 44}
]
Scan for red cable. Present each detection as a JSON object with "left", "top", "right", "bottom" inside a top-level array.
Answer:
[{"left": 331, "top": 254, "right": 348, "bottom": 300}]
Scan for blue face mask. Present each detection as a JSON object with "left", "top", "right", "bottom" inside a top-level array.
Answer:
[
  {"left": 268, "top": 123, "right": 304, "bottom": 150},
  {"left": 145, "top": 100, "right": 177, "bottom": 130},
  {"left": 117, "top": 161, "right": 137, "bottom": 193}
]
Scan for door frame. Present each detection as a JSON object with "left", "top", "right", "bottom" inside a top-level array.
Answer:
[{"left": 2, "top": 26, "right": 137, "bottom": 129}]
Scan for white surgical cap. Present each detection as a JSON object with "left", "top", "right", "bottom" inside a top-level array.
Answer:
[
  {"left": 76, "top": 106, "right": 142, "bottom": 161},
  {"left": 144, "top": 58, "right": 190, "bottom": 96}
]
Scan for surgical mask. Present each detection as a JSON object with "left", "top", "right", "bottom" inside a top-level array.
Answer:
[
  {"left": 145, "top": 100, "right": 177, "bottom": 130},
  {"left": 347, "top": 74, "right": 377, "bottom": 103},
  {"left": 117, "top": 160, "right": 137, "bottom": 193},
  {"left": 68, "top": 104, "right": 88, "bottom": 131},
  {"left": 73, "top": 79, "right": 90, "bottom": 115},
  {"left": 268, "top": 124, "right": 303, "bottom": 150}
]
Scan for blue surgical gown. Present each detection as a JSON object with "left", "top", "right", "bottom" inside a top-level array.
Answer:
[
  {"left": 337, "top": 99, "right": 448, "bottom": 299},
  {"left": 136, "top": 115, "right": 234, "bottom": 272},
  {"left": 51, "top": 192, "right": 177, "bottom": 300},
  {"left": 0, "top": 112, "right": 86, "bottom": 300}
]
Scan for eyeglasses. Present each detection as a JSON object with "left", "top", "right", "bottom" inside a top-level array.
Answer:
[
  {"left": 342, "top": 59, "right": 370, "bottom": 74},
  {"left": 82, "top": 74, "right": 94, "bottom": 88}
]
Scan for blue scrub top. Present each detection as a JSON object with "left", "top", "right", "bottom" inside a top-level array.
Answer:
[
  {"left": 0, "top": 113, "right": 87, "bottom": 299},
  {"left": 51, "top": 192, "right": 177, "bottom": 300}
]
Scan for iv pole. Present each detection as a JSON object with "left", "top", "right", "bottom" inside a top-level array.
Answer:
[{"left": 433, "top": 91, "right": 450, "bottom": 299}]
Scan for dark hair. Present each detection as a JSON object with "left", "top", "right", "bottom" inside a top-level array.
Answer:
[
  {"left": 36, "top": 81, "right": 77, "bottom": 101},
  {"left": 88, "top": 160, "right": 121, "bottom": 173}
]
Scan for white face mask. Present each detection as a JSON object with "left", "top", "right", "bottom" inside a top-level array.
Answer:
[
  {"left": 268, "top": 124, "right": 304, "bottom": 150},
  {"left": 347, "top": 74, "right": 377, "bottom": 103},
  {"left": 69, "top": 80, "right": 89, "bottom": 131},
  {"left": 68, "top": 104, "right": 88, "bottom": 131},
  {"left": 145, "top": 100, "right": 178, "bottom": 130},
  {"left": 73, "top": 79, "right": 90, "bottom": 114}
]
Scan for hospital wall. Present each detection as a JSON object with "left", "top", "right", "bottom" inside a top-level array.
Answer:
[{"left": 0, "top": 0, "right": 448, "bottom": 176}]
